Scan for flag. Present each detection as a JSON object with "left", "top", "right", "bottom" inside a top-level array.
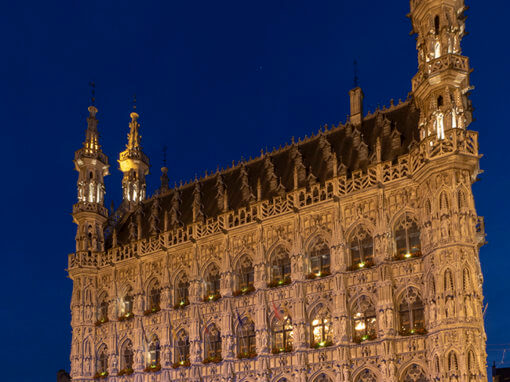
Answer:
[
  {"left": 236, "top": 309, "right": 244, "bottom": 328},
  {"left": 272, "top": 301, "right": 283, "bottom": 321}
]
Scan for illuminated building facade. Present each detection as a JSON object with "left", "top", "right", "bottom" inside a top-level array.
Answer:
[{"left": 67, "top": 1, "right": 487, "bottom": 381}]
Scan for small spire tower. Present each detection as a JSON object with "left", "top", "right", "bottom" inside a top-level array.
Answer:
[
  {"left": 410, "top": 0, "right": 472, "bottom": 140},
  {"left": 118, "top": 102, "right": 150, "bottom": 205},
  {"left": 72, "top": 104, "right": 110, "bottom": 252}
]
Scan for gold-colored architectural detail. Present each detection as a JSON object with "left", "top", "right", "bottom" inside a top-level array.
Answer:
[
  {"left": 68, "top": 1, "right": 487, "bottom": 381},
  {"left": 118, "top": 111, "right": 149, "bottom": 204}
]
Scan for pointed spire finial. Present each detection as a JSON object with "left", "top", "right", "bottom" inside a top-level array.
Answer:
[
  {"left": 353, "top": 60, "right": 359, "bottom": 88},
  {"left": 89, "top": 81, "right": 96, "bottom": 106}
]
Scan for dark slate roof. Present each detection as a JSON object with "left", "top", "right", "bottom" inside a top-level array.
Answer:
[{"left": 108, "top": 99, "right": 420, "bottom": 248}]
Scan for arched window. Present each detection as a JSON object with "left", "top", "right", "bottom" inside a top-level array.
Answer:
[
  {"left": 97, "top": 293, "right": 108, "bottom": 324},
  {"left": 147, "top": 280, "right": 161, "bottom": 312},
  {"left": 437, "top": 95, "right": 444, "bottom": 107},
  {"left": 352, "top": 296, "right": 377, "bottom": 343},
  {"left": 444, "top": 269, "right": 454, "bottom": 292},
  {"left": 394, "top": 214, "right": 421, "bottom": 259},
  {"left": 468, "top": 350, "right": 478, "bottom": 380},
  {"left": 205, "top": 324, "right": 222, "bottom": 361},
  {"left": 398, "top": 288, "right": 425, "bottom": 335},
  {"left": 204, "top": 264, "right": 221, "bottom": 300},
  {"left": 121, "top": 286, "right": 133, "bottom": 319},
  {"left": 403, "top": 364, "right": 428, "bottom": 382},
  {"left": 148, "top": 335, "right": 160, "bottom": 368},
  {"left": 269, "top": 246, "right": 291, "bottom": 286},
  {"left": 349, "top": 226, "right": 374, "bottom": 269},
  {"left": 175, "top": 330, "right": 190, "bottom": 364},
  {"left": 448, "top": 351, "right": 459, "bottom": 376},
  {"left": 237, "top": 317, "right": 256, "bottom": 358},
  {"left": 458, "top": 190, "right": 467, "bottom": 210},
  {"left": 272, "top": 315, "right": 293, "bottom": 354},
  {"left": 235, "top": 255, "right": 254, "bottom": 295},
  {"left": 434, "top": 15, "right": 440, "bottom": 35},
  {"left": 175, "top": 272, "right": 190, "bottom": 307},
  {"left": 355, "top": 369, "right": 377, "bottom": 382},
  {"left": 96, "top": 344, "right": 108, "bottom": 376},
  {"left": 434, "top": 355, "right": 441, "bottom": 375},
  {"left": 308, "top": 237, "right": 331, "bottom": 277},
  {"left": 121, "top": 340, "right": 133, "bottom": 371},
  {"left": 463, "top": 268, "right": 472, "bottom": 293},
  {"left": 310, "top": 305, "right": 333, "bottom": 348},
  {"left": 440, "top": 191, "right": 449, "bottom": 212},
  {"left": 313, "top": 374, "right": 333, "bottom": 382},
  {"left": 425, "top": 199, "right": 432, "bottom": 216}
]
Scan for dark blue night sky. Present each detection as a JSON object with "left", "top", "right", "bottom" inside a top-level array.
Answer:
[{"left": 0, "top": 1, "right": 508, "bottom": 380}]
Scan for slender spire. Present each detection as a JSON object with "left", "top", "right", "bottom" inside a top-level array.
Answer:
[{"left": 118, "top": 99, "right": 150, "bottom": 204}]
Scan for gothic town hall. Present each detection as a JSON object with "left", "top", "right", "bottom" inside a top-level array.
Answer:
[{"left": 67, "top": 1, "right": 487, "bottom": 381}]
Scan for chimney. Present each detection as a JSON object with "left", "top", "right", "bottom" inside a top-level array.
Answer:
[{"left": 349, "top": 87, "right": 363, "bottom": 125}]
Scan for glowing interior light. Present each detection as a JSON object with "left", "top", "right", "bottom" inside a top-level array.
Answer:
[
  {"left": 358, "top": 262, "right": 365, "bottom": 268},
  {"left": 404, "top": 253, "right": 412, "bottom": 258},
  {"left": 355, "top": 321, "right": 366, "bottom": 331},
  {"left": 319, "top": 341, "right": 326, "bottom": 347},
  {"left": 312, "top": 319, "right": 320, "bottom": 326}
]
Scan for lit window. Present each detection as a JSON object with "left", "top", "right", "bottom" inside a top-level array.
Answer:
[
  {"left": 270, "top": 246, "right": 291, "bottom": 285},
  {"left": 237, "top": 318, "right": 256, "bottom": 357},
  {"left": 309, "top": 238, "right": 330, "bottom": 276},
  {"left": 398, "top": 288, "right": 425, "bottom": 335},
  {"left": 349, "top": 226, "right": 374, "bottom": 269},
  {"left": 205, "top": 325, "right": 222, "bottom": 360},
  {"left": 175, "top": 330, "right": 190, "bottom": 363},
  {"left": 394, "top": 214, "right": 421, "bottom": 259},
  {"left": 272, "top": 316, "right": 293, "bottom": 353},
  {"left": 352, "top": 297, "right": 377, "bottom": 343},
  {"left": 310, "top": 306, "right": 332, "bottom": 347},
  {"left": 148, "top": 335, "right": 160, "bottom": 367}
]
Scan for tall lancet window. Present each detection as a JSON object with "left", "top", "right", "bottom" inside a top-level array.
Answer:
[{"left": 96, "top": 344, "right": 108, "bottom": 377}]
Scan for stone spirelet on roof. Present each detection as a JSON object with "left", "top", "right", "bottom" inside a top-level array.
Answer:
[{"left": 108, "top": 92, "right": 420, "bottom": 248}]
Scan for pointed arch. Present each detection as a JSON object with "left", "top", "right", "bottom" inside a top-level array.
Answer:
[
  {"left": 444, "top": 268, "right": 454, "bottom": 292},
  {"left": 204, "top": 323, "right": 222, "bottom": 360},
  {"left": 175, "top": 329, "right": 190, "bottom": 364},
  {"left": 96, "top": 291, "right": 109, "bottom": 323},
  {"left": 120, "top": 338, "right": 134, "bottom": 370},
  {"left": 174, "top": 270, "right": 190, "bottom": 307},
  {"left": 351, "top": 295, "right": 377, "bottom": 343},
  {"left": 236, "top": 316, "right": 256, "bottom": 357},
  {"left": 309, "top": 302, "right": 333, "bottom": 347},
  {"left": 347, "top": 224, "right": 374, "bottom": 268},
  {"left": 306, "top": 235, "right": 331, "bottom": 277},
  {"left": 271, "top": 312, "right": 293, "bottom": 353},
  {"left": 401, "top": 363, "right": 428, "bottom": 382},
  {"left": 96, "top": 343, "right": 108, "bottom": 375},
  {"left": 353, "top": 367, "right": 378, "bottom": 382},
  {"left": 310, "top": 372, "right": 334, "bottom": 382},
  {"left": 447, "top": 351, "right": 459, "bottom": 374},
  {"left": 439, "top": 191, "right": 450, "bottom": 212},
  {"left": 457, "top": 188, "right": 468, "bottom": 210},
  {"left": 147, "top": 334, "right": 160, "bottom": 367},
  {"left": 234, "top": 253, "right": 254, "bottom": 294},
  {"left": 146, "top": 278, "right": 161, "bottom": 311},
  {"left": 269, "top": 244, "right": 291, "bottom": 285},
  {"left": 120, "top": 284, "right": 134, "bottom": 318},
  {"left": 393, "top": 212, "right": 421, "bottom": 260},
  {"left": 397, "top": 287, "right": 425, "bottom": 335},
  {"left": 462, "top": 267, "right": 473, "bottom": 293},
  {"left": 203, "top": 262, "right": 221, "bottom": 298}
]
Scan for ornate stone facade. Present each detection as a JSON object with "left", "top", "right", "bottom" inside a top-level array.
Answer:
[{"left": 67, "top": 1, "right": 487, "bottom": 381}]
